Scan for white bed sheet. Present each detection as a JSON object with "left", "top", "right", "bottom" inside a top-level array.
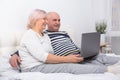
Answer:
[{"left": 1, "top": 71, "right": 120, "bottom": 80}]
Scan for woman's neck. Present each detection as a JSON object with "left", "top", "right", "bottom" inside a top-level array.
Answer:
[{"left": 32, "top": 27, "right": 43, "bottom": 36}]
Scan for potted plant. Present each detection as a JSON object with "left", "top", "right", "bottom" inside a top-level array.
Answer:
[
  {"left": 95, "top": 21, "right": 107, "bottom": 44},
  {"left": 95, "top": 21, "right": 107, "bottom": 34}
]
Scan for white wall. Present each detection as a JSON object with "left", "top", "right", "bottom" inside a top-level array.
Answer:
[{"left": 0, "top": 0, "right": 110, "bottom": 47}]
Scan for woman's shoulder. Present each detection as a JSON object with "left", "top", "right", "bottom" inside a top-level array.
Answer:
[
  {"left": 23, "top": 29, "right": 36, "bottom": 36},
  {"left": 21, "top": 29, "right": 36, "bottom": 40}
]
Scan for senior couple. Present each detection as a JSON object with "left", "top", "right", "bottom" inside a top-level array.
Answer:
[{"left": 10, "top": 9, "right": 120, "bottom": 74}]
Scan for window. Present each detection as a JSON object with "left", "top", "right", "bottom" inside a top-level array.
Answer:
[{"left": 112, "top": 0, "right": 120, "bottom": 31}]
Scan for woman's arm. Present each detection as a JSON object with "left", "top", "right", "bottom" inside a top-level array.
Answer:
[{"left": 46, "top": 54, "right": 84, "bottom": 63}]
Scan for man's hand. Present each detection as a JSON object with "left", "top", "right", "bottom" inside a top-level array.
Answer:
[{"left": 9, "top": 54, "right": 21, "bottom": 68}]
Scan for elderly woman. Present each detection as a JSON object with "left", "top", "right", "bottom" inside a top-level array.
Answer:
[{"left": 19, "top": 9, "right": 84, "bottom": 73}]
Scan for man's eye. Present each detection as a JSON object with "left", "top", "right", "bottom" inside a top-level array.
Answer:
[{"left": 53, "top": 19, "right": 57, "bottom": 21}]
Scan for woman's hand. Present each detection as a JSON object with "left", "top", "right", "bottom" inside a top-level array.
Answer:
[
  {"left": 64, "top": 54, "right": 84, "bottom": 63},
  {"left": 46, "top": 54, "right": 84, "bottom": 63}
]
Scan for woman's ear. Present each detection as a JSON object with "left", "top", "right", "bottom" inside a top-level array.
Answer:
[{"left": 46, "top": 19, "right": 48, "bottom": 24}]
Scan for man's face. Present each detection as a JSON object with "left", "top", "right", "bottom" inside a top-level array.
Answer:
[{"left": 47, "top": 14, "right": 60, "bottom": 32}]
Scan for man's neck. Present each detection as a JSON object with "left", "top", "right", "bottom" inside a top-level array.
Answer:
[{"left": 46, "top": 30, "right": 59, "bottom": 32}]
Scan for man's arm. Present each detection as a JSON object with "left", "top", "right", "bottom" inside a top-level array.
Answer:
[
  {"left": 9, "top": 51, "right": 21, "bottom": 68},
  {"left": 11, "top": 51, "right": 19, "bottom": 56}
]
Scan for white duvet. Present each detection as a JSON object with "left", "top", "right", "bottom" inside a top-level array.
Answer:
[
  {"left": 0, "top": 53, "right": 120, "bottom": 80},
  {"left": 1, "top": 71, "right": 120, "bottom": 80}
]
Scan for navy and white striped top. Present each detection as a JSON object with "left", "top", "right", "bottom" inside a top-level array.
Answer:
[{"left": 47, "top": 31, "right": 80, "bottom": 56}]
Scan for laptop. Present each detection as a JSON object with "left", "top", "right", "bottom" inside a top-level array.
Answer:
[{"left": 80, "top": 32, "right": 100, "bottom": 59}]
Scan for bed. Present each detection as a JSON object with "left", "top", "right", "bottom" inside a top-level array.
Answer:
[
  {"left": 0, "top": 30, "right": 120, "bottom": 80},
  {"left": 1, "top": 71, "right": 120, "bottom": 80}
]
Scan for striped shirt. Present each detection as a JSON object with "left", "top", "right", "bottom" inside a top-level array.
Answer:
[{"left": 47, "top": 31, "right": 80, "bottom": 56}]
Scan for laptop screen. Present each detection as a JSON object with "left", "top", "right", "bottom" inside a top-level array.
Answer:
[{"left": 80, "top": 32, "right": 100, "bottom": 58}]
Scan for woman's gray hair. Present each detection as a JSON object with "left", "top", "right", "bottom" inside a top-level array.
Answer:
[{"left": 27, "top": 9, "right": 46, "bottom": 29}]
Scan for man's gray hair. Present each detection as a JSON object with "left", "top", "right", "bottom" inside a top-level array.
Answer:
[{"left": 46, "top": 12, "right": 60, "bottom": 20}]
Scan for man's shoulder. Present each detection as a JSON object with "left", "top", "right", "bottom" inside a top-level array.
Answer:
[{"left": 46, "top": 31, "right": 68, "bottom": 35}]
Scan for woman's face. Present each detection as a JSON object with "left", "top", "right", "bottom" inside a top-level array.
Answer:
[{"left": 36, "top": 16, "right": 47, "bottom": 31}]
